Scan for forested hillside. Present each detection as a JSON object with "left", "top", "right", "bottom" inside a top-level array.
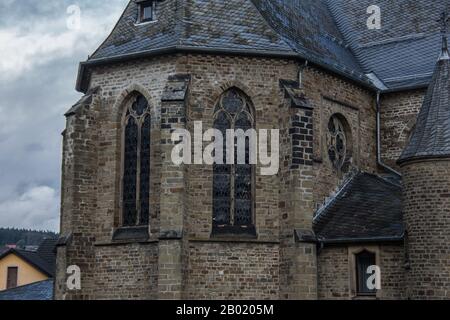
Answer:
[{"left": 0, "top": 228, "right": 58, "bottom": 248}]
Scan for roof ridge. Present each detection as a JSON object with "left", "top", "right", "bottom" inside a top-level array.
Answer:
[
  {"left": 175, "top": 0, "right": 184, "bottom": 46},
  {"left": 247, "top": 0, "right": 297, "bottom": 53},
  {"left": 2, "top": 248, "right": 54, "bottom": 277},
  {"left": 322, "top": 0, "right": 365, "bottom": 72},
  {"left": 313, "top": 168, "right": 359, "bottom": 223},
  {"left": 325, "top": 0, "right": 366, "bottom": 70},
  {"left": 88, "top": 0, "right": 132, "bottom": 61},
  {"left": 358, "top": 171, "right": 403, "bottom": 189}
]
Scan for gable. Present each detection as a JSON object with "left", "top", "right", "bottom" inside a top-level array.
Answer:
[
  {"left": 0, "top": 253, "right": 49, "bottom": 290},
  {"left": 0, "top": 249, "right": 54, "bottom": 278}
]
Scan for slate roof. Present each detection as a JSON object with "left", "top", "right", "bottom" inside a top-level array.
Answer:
[
  {"left": 0, "top": 280, "right": 53, "bottom": 301},
  {"left": 78, "top": 0, "right": 450, "bottom": 92},
  {"left": 398, "top": 33, "right": 450, "bottom": 163},
  {"left": 0, "top": 239, "right": 57, "bottom": 277},
  {"left": 313, "top": 172, "right": 404, "bottom": 243},
  {"left": 36, "top": 238, "right": 57, "bottom": 273},
  {"left": 250, "top": 0, "right": 365, "bottom": 76},
  {"left": 328, "top": 0, "right": 450, "bottom": 90},
  {"left": 89, "top": 0, "right": 293, "bottom": 60},
  {"left": 0, "top": 247, "right": 8, "bottom": 255},
  {"left": 78, "top": 0, "right": 373, "bottom": 92}
]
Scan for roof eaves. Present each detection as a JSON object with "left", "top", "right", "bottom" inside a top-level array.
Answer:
[
  {"left": 0, "top": 248, "right": 13, "bottom": 260},
  {"left": 5, "top": 249, "right": 53, "bottom": 278},
  {"left": 77, "top": 45, "right": 297, "bottom": 92},
  {"left": 398, "top": 153, "right": 450, "bottom": 166},
  {"left": 76, "top": 45, "right": 376, "bottom": 93},
  {"left": 382, "top": 83, "right": 429, "bottom": 94},
  {"left": 318, "top": 234, "right": 405, "bottom": 245}
]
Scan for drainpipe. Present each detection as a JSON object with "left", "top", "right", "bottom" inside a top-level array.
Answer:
[
  {"left": 298, "top": 60, "right": 309, "bottom": 87},
  {"left": 376, "top": 91, "right": 402, "bottom": 177}
]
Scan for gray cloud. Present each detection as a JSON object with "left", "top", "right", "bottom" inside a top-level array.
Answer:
[{"left": 0, "top": 0, "right": 129, "bottom": 231}]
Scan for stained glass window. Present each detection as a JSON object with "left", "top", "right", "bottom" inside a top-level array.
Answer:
[
  {"left": 139, "top": 114, "right": 151, "bottom": 226},
  {"left": 327, "top": 115, "right": 347, "bottom": 171},
  {"left": 213, "top": 89, "right": 254, "bottom": 233},
  {"left": 123, "top": 117, "right": 138, "bottom": 226},
  {"left": 122, "top": 94, "right": 151, "bottom": 227}
]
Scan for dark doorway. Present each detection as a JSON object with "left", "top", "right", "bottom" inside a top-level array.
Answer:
[{"left": 6, "top": 266, "right": 18, "bottom": 289}]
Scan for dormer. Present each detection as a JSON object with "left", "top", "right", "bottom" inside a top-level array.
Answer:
[{"left": 136, "top": 0, "right": 157, "bottom": 24}]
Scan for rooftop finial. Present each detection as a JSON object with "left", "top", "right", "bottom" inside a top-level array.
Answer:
[{"left": 438, "top": 10, "right": 450, "bottom": 60}]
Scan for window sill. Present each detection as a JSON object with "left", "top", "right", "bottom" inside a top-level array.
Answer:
[
  {"left": 211, "top": 225, "right": 257, "bottom": 239},
  {"left": 112, "top": 226, "right": 149, "bottom": 242},
  {"left": 134, "top": 20, "right": 158, "bottom": 26},
  {"left": 352, "top": 294, "right": 377, "bottom": 300}
]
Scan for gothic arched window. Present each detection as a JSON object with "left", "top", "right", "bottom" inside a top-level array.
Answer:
[
  {"left": 213, "top": 89, "right": 255, "bottom": 235},
  {"left": 122, "top": 94, "right": 151, "bottom": 227}
]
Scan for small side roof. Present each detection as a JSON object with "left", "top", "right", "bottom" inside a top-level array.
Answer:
[
  {"left": 313, "top": 172, "right": 404, "bottom": 243},
  {"left": 0, "top": 238, "right": 57, "bottom": 277},
  {"left": 0, "top": 280, "right": 53, "bottom": 301}
]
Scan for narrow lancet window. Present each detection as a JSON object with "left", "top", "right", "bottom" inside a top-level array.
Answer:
[
  {"left": 122, "top": 94, "right": 151, "bottom": 227},
  {"left": 212, "top": 89, "right": 255, "bottom": 234}
]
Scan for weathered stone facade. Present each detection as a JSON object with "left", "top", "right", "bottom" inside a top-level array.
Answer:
[
  {"left": 54, "top": 0, "right": 450, "bottom": 301},
  {"left": 380, "top": 90, "right": 426, "bottom": 169},
  {"left": 317, "top": 244, "right": 406, "bottom": 300},
  {"left": 401, "top": 161, "right": 450, "bottom": 299},
  {"left": 57, "top": 52, "right": 408, "bottom": 300}
]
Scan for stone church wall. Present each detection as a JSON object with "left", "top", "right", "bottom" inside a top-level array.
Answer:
[
  {"left": 317, "top": 244, "right": 406, "bottom": 300},
  {"left": 402, "top": 161, "right": 450, "bottom": 299},
  {"left": 56, "top": 55, "right": 177, "bottom": 299},
  {"left": 93, "top": 243, "right": 158, "bottom": 299},
  {"left": 185, "top": 242, "right": 279, "bottom": 299},
  {"left": 57, "top": 52, "right": 389, "bottom": 300},
  {"left": 300, "top": 68, "right": 377, "bottom": 208},
  {"left": 380, "top": 89, "right": 426, "bottom": 169},
  {"left": 177, "top": 54, "right": 296, "bottom": 298}
]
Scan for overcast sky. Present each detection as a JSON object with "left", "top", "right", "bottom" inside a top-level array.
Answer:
[{"left": 0, "top": 0, "right": 129, "bottom": 232}]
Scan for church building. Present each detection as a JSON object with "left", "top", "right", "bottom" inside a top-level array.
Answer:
[{"left": 55, "top": 0, "right": 450, "bottom": 299}]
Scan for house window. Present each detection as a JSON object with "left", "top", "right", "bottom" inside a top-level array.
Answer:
[
  {"left": 139, "top": 1, "right": 155, "bottom": 23},
  {"left": 212, "top": 88, "right": 255, "bottom": 235},
  {"left": 122, "top": 94, "right": 151, "bottom": 227},
  {"left": 356, "top": 250, "right": 377, "bottom": 296},
  {"left": 6, "top": 267, "right": 18, "bottom": 289}
]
